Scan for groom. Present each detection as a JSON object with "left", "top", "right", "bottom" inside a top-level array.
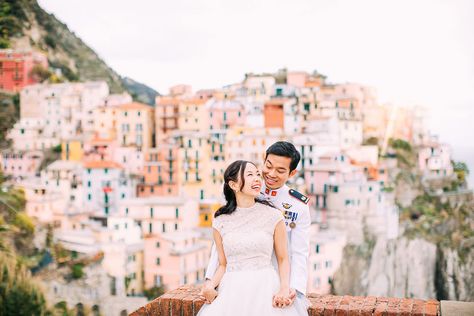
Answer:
[{"left": 203, "top": 141, "right": 310, "bottom": 310}]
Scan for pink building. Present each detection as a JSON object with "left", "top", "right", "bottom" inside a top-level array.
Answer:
[
  {"left": 207, "top": 99, "right": 246, "bottom": 130},
  {"left": 0, "top": 49, "right": 48, "bottom": 92},
  {"left": 143, "top": 230, "right": 209, "bottom": 291},
  {"left": 304, "top": 151, "right": 364, "bottom": 217},
  {"left": 307, "top": 227, "right": 346, "bottom": 294},
  {"left": 1, "top": 150, "right": 43, "bottom": 180},
  {"left": 286, "top": 71, "right": 308, "bottom": 88},
  {"left": 418, "top": 141, "right": 453, "bottom": 178}
]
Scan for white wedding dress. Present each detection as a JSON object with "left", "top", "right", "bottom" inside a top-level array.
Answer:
[{"left": 197, "top": 203, "right": 300, "bottom": 316}]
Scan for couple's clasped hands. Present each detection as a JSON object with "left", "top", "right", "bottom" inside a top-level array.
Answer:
[
  {"left": 272, "top": 287, "right": 296, "bottom": 308},
  {"left": 201, "top": 283, "right": 296, "bottom": 308}
]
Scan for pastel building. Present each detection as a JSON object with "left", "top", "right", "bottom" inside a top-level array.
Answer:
[
  {"left": 286, "top": 71, "right": 308, "bottom": 88},
  {"left": 207, "top": 99, "right": 246, "bottom": 130},
  {"left": 303, "top": 151, "right": 365, "bottom": 212},
  {"left": 0, "top": 49, "right": 48, "bottom": 92},
  {"left": 326, "top": 180, "right": 399, "bottom": 244},
  {"left": 54, "top": 215, "right": 144, "bottom": 297},
  {"left": 243, "top": 75, "right": 275, "bottom": 98},
  {"left": 263, "top": 98, "right": 299, "bottom": 135},
  {"left": 61, "top": 139, "right": 84, "bottom": 161},
  {"left": 8, "top": 118, "right": 59, "bottom": 151},
  {"left": 137, "top": 145, "right": 180, "bottom": 197},
  {"left": 0, "top": 150, "right": 43, "bottom": 180},
  {"left": 178, "top": 98, "right": 209, "bottom": 132},
  {"left": 41, "top": 160, "right": 84, "bottom": 213},
  {"left": 113, "top": 146, "right": 145, "bottom": 176},
  {"left": 418, "top": 141, "right": 454, "bottom": 179},
  {"left": 83, "top": 137, "right": 116, "bottom": 162},
  {"left": 155, "top": 97, "right": 180, "bottom": 145},
  {"left": 307, "top": 226, "right": 346, "bottom": 294},
  {"left": 198, "top": 199, "right": 221, "bottom": 228},
  {"left": 143, "top": 230, "right": 209, "bottom": 291},
  {"left": 116, "top": 102, "right": 154, "bottom": 150},
  {"left": 225, "top": 127, "right": 283, "bottom": 163},
  {"left": 83, "top": 161, "right": 135, "bottom": 215},
  {"left": 118, "top": 196, "right": 199, "bottom": 236},
  {"left": 22, "top": 179, "right": 68, "bottom": 224}
]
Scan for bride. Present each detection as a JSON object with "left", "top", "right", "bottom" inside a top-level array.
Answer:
[{"left": 198, "top": 160, "right": 298, "bottom": 316}]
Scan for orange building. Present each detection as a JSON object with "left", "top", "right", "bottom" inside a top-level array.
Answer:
[
  {"left": 137, "top": 145, "right": 180, "bottom": 197},
  {"left": 264, "top": 99, "right": 285, "bottom": 128},
  {"left": 0, "top": 49, "right": 48, "bottom": 92}
]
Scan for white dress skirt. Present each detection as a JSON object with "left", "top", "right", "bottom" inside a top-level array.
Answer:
[{"left": 197, "top": 203, "right": 308, "bottom": 316}]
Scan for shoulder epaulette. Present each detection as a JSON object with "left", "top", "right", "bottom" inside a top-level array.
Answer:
[{"left": 288, "top": 189, "right": 309, "bottom": 204}]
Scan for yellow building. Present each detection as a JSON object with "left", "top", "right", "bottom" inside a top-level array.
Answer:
[
  {"left": 198, "top": 199, "right": 221, "bottom": 227},
  {"left": 171, "top": 131, "right": 224, "bottom": 201},
  {"left": 61, "top": 139, "right": 83, "bottom": 161},
  {"left": 116, "top": 102, "right": 154, "bottom": 151}
]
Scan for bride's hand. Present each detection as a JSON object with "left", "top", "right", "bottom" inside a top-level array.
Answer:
[
  {"left": 200, "top": 284, "right": 218, "bottom": 304},
  {"left": 272, "top": 287, "right": 291, "bottom": 308}
]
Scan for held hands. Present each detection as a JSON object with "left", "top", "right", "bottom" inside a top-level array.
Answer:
[
  {"left": 272, "top": 287, "right": 297, "bottom": 308},
  {"left": 200, "top": 282, "right": 218, "bottom": 304}
]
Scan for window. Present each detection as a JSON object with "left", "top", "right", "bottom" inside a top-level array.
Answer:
[
  {"left": 156, "top": 257, "right": 161, "bottom": 265},
  {"left": 104, "top": 168, "right": 108, "bottom": 174},
  {"left": 149, "top": 223, "right": 153, "bottom": 233},
  {"left": 156, "top": 242, "right": 160, "bottom": 248},
  {"left": 174, "top": 223, "right": 178, "bottom": 231},
  {"left": 87, "top": 181, "right": 91, "bottom": 187},
  {"left": 315, "top": 244, "right": 320, "bottom": 254},
  {"left": 150, "top": 207, "right": 154, "bottom": 218},
  {"left": 88, "top": 194, "right": 92, "bottom": 201},
  {"left": 162, "top": 223, "right": 166, "bottom": 233},
  {"left": 175, "top": 208, "right": 179, "bottom": 218}
]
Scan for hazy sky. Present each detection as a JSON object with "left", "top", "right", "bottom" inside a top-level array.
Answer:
[{"left": 38, "top": 0, "right": 474, "bottom": 150}]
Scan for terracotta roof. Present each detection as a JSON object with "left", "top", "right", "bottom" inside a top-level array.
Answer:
[
  {"left": 83, "top": 161, "right": 123, "bottom": 169},
  {"left": 117, "top": 102, "right": 153, "bottom": 111}
]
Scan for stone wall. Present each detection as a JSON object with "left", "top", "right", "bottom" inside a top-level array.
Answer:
[{"left": 130, "top": 285, "right": 441, "bottom": 316}]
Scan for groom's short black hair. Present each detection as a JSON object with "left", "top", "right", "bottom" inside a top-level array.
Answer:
[{"left": 265, "top": 141, "right": 301, "bottom": 173}]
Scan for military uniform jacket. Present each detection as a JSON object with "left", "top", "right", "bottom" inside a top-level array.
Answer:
[{"left": 205, "top": 183, "right": 310, "bottom": 295}]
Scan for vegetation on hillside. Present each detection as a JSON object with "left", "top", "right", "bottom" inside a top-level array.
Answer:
[
  {"left": 386, "top": 138, "right": 474, "bottom": 261},
  {"left": 0, "top": 171, "right": 49, "bottom": 315},
  {"left": 1, "top": 0, "right": 158, "bottom": 103}
]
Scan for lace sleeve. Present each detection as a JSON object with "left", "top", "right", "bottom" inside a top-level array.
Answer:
[
  {"left": 212, "top": 215, "right": 223, "bottom": 234},
  {"left": 266, "top": 207, "right": 284, "bottom": 234}
]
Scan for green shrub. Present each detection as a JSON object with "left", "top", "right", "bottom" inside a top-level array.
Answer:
[{"left": 71, "top": 263, "right": 84, "bottom": 279}]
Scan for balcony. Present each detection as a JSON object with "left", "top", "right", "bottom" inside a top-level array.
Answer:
[{"left": 127, "top": 285, "right": 473, "bottom": 316}]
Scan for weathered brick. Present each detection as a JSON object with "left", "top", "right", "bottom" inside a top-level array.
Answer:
[
  {"left": 129, "top": 305, "right": 148, "bottom": 316},
  {"left": 193, "top": 298, "right": 205, "bottom": 316},
  {"left": 424, "top": 302, "right": 439, "bottom": 316},
  {"left": 144, "top": 298, "right": 161, "bottom": 316},
  {"left": 159, "top": 295, "right": 173, "bottom": 316},
  {"left": 310, "top": 305, "right": 325, "bottom": 316},
  {"left": 373, "top": 301, "right": 387, "bottom": 316},
  {"left": 131, "top": 286, "right": 444, "bottom": 316}
]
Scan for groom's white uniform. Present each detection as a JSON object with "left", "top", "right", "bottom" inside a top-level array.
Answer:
[{"left": 205, "top": 183, "right": 311, "bottom": 297}]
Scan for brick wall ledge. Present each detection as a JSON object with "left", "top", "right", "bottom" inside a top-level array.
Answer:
[{"left": 130, "top": 285, "right": 459, "bottom": 316}]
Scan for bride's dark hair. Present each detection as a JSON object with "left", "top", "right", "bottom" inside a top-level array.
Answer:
[{"left": 215, "top": 160, "right": 274, "bottom": 217}]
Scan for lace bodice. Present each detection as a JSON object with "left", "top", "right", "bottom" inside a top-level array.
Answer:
[{"left": 212, "top": 202, "right": 284, "bottom": 272}]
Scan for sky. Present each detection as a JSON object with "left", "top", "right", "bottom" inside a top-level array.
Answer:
[{"left": 38, "top": 0, "right": 474, "bottom": 180}]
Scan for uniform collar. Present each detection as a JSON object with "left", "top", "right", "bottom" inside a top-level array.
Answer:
[{"left": 261, "top": 183, "right": 288, "bottom": 197}]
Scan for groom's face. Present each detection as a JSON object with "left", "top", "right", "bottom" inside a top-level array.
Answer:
[{"left": 262, "top": 154, "right": 297, "bottom": 189}]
